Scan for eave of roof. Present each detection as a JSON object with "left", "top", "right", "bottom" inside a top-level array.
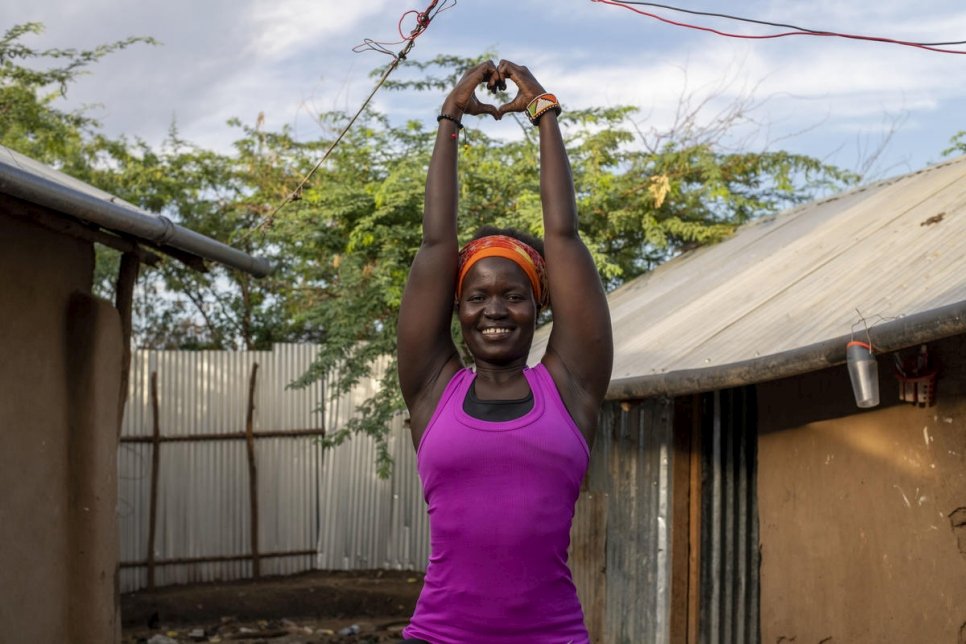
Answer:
[
  {"left": 606, "top": 297, "right": 966, "bottom": 400},
  {"left": 0, "top": 145, "right": 271, "bottom": 277}
]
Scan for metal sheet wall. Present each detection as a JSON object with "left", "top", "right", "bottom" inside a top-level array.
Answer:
[
  {"left": 570, "top": 398, "right": 675, "bottom": 643},
  {"left": 116, "top": 343, "right": 679, "bottom": 643},
  {"left": 314, "top": 410, "right": 429, "bottom": 571},
  {"left": 117, "top": 346, "right": 430, "bottom": 593},
  {"left": 699, "top": 388, "right": 760, "bottom": 644}
]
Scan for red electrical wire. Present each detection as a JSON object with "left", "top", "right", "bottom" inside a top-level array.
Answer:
[
  {"left": 353, "top": 0, "right": 456, "bottom": 58},
  {"left": 591, "top": 0, "right": 966, "bottom": 55},
  {"left": 606, "top": 1, "right": 966, "bottom": 45}
]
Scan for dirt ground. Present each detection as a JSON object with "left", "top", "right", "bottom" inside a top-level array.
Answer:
[{"left": 121, "top": 570, "right": 424, "bottom": 644}]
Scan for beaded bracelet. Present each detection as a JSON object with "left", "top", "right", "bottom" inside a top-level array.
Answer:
[
  {"left": 436, "top": 113, "right": 464, "bottom": 129},
  {"left": 526, "top": 93, "right": 561, "bottom": 125}
]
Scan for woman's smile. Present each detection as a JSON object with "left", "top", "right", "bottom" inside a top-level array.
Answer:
[
  {"left": 458, "top": 257, "right": 537, "bottom": 364},
  {"left": 480, "top": 326, "right": 514, "bottom": 337}
]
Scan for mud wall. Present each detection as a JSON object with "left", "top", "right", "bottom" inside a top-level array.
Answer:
[
  {"left": 757, "top": 334, "right": 966, "bottom": 643},
  {"left": 0, "top": 212, "right": 122, "bottom": 642}
]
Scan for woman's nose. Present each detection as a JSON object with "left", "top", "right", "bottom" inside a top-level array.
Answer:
[{"left": 483, "top": 298, "right": 507, "bottom": 317}]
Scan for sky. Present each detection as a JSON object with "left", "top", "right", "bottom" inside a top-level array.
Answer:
[{"left": 6, "top": 0, "right": 966, "bottom": 181}]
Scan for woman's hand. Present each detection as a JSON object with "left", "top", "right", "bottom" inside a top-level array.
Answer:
[
  {"left": 441, "top": 60, "right": 503, "bottom": 120},
  {"left": 495, "top": 60, "right": 548, "bottom": 118}
]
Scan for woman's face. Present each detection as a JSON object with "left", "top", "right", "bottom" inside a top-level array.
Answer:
[{"left": 457, "top": 257, "right": 538, "bottom": 366}]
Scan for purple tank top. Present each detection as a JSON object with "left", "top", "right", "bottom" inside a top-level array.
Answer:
[{"left": 404, "top": 364, "right": 591, "bottom": 644}]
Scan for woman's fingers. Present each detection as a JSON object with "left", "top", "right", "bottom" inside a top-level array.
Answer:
[
  {"left": 497, "top": 93, "right": 528, "bottom": 118},
  {"left": 447, "top": 59, "right": 556, "bottom": 121},
  {"left": 486, "top": 66, "right": 506, "bottom": 93},
  {"left": 497, "top": 59, "right": 537, "bottom": 91},
  {"left": 495, "top": 59, "right": 546, "bottom": 117},
  {"left": 446, "top": 60, "right": 504, "bottom": 119},
  {"left": 467, "top": 96, "right": 500, "bottom": 119}
]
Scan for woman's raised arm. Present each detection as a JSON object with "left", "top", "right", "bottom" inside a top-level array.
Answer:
[
  {"left": 497, "top": 60, "right": 613, "bottom": 441},
  {"left": 397, "top": 61, "right": 502, "bottom": 438}
]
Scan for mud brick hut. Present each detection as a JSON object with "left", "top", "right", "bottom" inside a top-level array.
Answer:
[
  {"left": 534, "top": 158, "right": 966, "bottom": 643},
  {"left": 0, "top": 145, "right": 270, "bottom": 643}
]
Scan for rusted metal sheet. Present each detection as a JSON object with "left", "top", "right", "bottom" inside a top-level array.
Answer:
[
  {"left": 570, "top": 399, "right": 675, "bottom": 643},
  {"left": 570, "top": 490, "right": 607, "bottom": 642}
]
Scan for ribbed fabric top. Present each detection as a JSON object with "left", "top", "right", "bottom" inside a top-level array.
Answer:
[{"left": 404, "top": 364, "right": 590, "bottom": 644}]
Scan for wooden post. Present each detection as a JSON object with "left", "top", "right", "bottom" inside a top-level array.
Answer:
[
  {"left": 669, "top": 396, "right": 693, "bottom": 644},
  {"left": 147, "top": 371, "right": 161, "bottom": 591},
  {"left": 245, "top": 363, "right": 261, "bottom": 578},
  {"left": 114, "top": 252, "right": 139, "bottom": 438},
  {"left": 687, "top": 394, "right": 703, "bottom": 644}
]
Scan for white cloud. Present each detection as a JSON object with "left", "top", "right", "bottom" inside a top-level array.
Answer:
[
  {"left": 247, "top": 0, "right": 395, "bottom": 60},
  {"left": 2, "top": 0, "right": 965, "bottom": 172}
]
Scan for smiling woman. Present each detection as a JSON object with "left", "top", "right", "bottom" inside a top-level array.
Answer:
[{"left": 396, "top": 59, "right": 613, "bottom": 644}]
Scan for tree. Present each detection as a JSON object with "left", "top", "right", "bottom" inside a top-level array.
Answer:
[
  {"left": 1, "top": 23, "right": 326, "bottom": 350},
  {"left": 96, "top": 121, "right": 330, "bottom": 349},
  {"left": 3, "top": 29, "right": 858, "bottom": 474},
  {"left": 943, "top": 131, "right": 966, "bottom": 158},
  {"left": 271, "top": 55, "right": 857, "bottom": 475},
  {"left": 0, "top": 22, "right": 155, "bottom": 171}
]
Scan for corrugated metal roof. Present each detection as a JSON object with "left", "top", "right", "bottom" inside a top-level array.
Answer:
[
  {"left": 0, "top": 144, "right": 270, "bottom": 276},
  {"left": 530, "top": 156, "right": 966, "bottom": 395}
]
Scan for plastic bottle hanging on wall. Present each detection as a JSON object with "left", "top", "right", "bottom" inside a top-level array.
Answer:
[{"left": 846, "top": 340, "right": 879, "bottom": 408}]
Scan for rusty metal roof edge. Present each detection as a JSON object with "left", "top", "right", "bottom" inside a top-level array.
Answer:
[
  {"left": 0, "top": 146, "right": 272, "bottom": 277},
  {"left": 607, "top": 297, "right": 966, "bottom": 400}
]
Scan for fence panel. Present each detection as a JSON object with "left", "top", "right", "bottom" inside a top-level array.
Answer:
[
  {"left": 117, "top": 344, "right": 677, "bottom": 644},
  {"left": 117, "top": 345, "right": 429, "bottom": 592}
]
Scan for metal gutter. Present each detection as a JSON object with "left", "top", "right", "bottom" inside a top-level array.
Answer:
[
  {"left": 607, "top": 298, "right": 966, "bottom": 400},
  {"left": 0, "top": 152, "right": 272, "bottom": 277}
]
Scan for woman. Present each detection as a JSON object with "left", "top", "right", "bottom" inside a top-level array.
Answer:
[{"left": 397, "top": 59, "right": 613, "bottom": 644}]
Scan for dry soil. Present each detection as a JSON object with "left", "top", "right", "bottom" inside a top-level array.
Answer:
[{"left": 121, "top": 570, "right": 424, "bottom": 644}]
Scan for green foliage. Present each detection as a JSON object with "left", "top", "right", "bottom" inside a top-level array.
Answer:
[
  {"left": 122, "top": 121, "right": 330, "bottom": 349},
  {"left": 273, "top": 55, "right": 857, "bottom": 475},
  {"left": 381, "top": 53, "right": 497, "bottom": 92},
  {"left": 4, "top": 32, "right": 859, "bottom": 476},
  {"left": 0, "top": 22, "right": 157, "bottom": 167},
  {"left": 943, "top": 131, "right": 966, "bottom": 157}
]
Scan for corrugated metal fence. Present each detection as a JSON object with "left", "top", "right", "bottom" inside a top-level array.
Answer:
[
  {"left": 699, "top": 388, "right": 760, "bottom": 644},
  {"left": 117, "top": 344, "right": 429, "bottom": 593},
  {"left": 571, "top": 399, "right": 675, "bottom": 644},
  {"left": 116, "top": 345, "right": 680, "bottom": 643}
]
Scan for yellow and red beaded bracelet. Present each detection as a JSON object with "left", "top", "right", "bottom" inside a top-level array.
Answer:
[{"left": 526, "top": 93, "right": 561, "bottom": 125}]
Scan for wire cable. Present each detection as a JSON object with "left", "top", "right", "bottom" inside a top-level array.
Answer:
[
  {"left": 352, "top": 0, "right": 456, "bottom": 56},
  {"left": 591, "top": 0, "right": 966, "bottom": 54},
  {"left": 254, "top": 0, "right": 454, "bottom": 233},
  {"left": 607, "top": 1, "right": 966, "bottom": 45}
]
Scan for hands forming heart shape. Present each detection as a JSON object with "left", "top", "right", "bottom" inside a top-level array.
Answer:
[{"left": 442, "top": 59, "right": 548, "bottom": 121}]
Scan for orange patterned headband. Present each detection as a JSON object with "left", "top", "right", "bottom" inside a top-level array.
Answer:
[{"left": 457, "top": 235, "right": 548, "bottom": 306}]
